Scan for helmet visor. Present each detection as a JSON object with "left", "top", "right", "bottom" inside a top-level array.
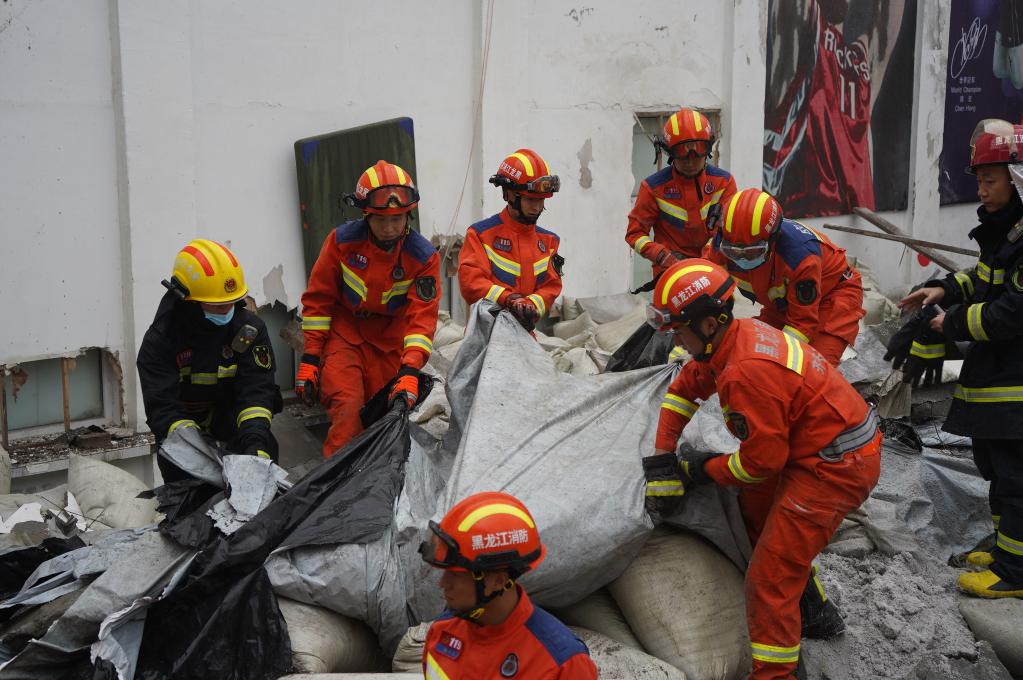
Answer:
[
  {"left": 672, "top": 139, "right": 713, "bottom": 158},
  {"left": 719, "top": 240, "right": 769, "bottom": 264},
  {"left": 523, "top": 175, "right": 560, "bottom": 195},
  {"left": 419, "top": 521, "right": 463, "bottom": 569},
  {"left": 646, "top": 304, "right": 677, "bottom": 332},
  {"left": 364, "top": 184, "right": 420, "bottom": 210}
]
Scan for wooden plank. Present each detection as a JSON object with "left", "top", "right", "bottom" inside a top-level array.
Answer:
[
  {"left": 820, "top": 223, "right": 979, "bottom": 256},
  {"left": 851, "top": 207, "right": 963, "bottom": 273}
]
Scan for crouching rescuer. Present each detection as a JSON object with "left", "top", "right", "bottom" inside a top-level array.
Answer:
[
  {"left": 641, "top": 260, "right": 881, "bottom": 679},
  {"left": 419, "top": 491, "right": 597, "bottom": 679},
  {"left": 297, "top": 160, "right": 440, "bottom": 458},
  {"left": 138, "top": 239, "right": 283, "bottom": 481}
]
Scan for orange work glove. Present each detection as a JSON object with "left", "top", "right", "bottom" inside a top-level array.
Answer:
[
  {"left": 294, "top": 354, "right": 320, "bottom": 406},
  {"left": 389, "top": 365, "right": 420, "bottom": 410}
]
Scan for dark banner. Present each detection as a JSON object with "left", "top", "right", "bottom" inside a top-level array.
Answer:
[
  {"left": 940, "top": 0, "right": 1023, "bottom": 205},
  {"left": 764, "top": 0, "right": 917, "bottom": 218}
]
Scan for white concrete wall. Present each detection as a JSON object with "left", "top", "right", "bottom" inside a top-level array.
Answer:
[{"left": 0, "top": 0, "right": 983, "bottom": 432}]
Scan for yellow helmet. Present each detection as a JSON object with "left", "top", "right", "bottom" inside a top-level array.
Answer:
[{"left": 170, "top": 239, "right": 248, "bottom": 303}]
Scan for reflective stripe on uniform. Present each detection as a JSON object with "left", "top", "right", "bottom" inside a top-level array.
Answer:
[
  {"left": 735, "top": 277, "right": 754, "bottom": 294},
  {"left": 483, "top": 244, "right": 521, "bottom": 276},
  {"left": 646, "top": 479, "right": 685, "bottom": 497},
  {"left": 301, "top": 315, "right": 331, "bottom": 331},
  {"left": 190, "top": 364, "right": 238, "bottom": 385},
  {"left": 381, "top": 279, "right": 413, "bottom": 304},
  {"left": 634, "top": 235, "right": 653, "bottom": 254},
  {"left": 424, "top": 652, "right": 452, "bottom": 680},
  {"left": 997, "top": 531, "right": 1023, "bottom": 556},
  {"left": 751, "top": 642, "right": 800, "bottom": 664},
  {"left": 783, "top": 333, "right": 805, "bottom": 374},
  {"left": 811, "top": 562, "right": 828, "bottom": 602},
  {"left": 167, "top": 419, "right": 198, "bottom": 438},
  {"left": 976, "top": 261, "right": 1005, "bottom": 285},
  {"left": 768, "top": 283, "right": 786, "bottom": 301},
  {"left": 994, "top": 514, "right": 1001, "bottom": 530},
  {"left": 661, "top": 393, "right": 697, "bottom": 418},
  {"left": 668, "top": 346, "right": 688, "bottom": 362},
  {"left": 727, "top": 450, "right": 766, "bottom": 484},
  {"left": 782, "top": 325, "right": 808, "bottom": 343},
  {"left": 655, "top": 197, "right": 689, "bottom": 222},
  {"left": 486, "top": 284, "right": 505, "bottom": 302},
  {"left": 699, "top": 189, "right": 727, "bottom": 219},
  {"left": 341, "top": 263, "right": 368, "bottom": 301},
  {"left": 237, "top": 406, "right": 272, "bottom": 426},
  {"left": 910, "top": 341, "right": 944, "bottom": 359},
  {"left": 954, "top": 270, "right": 975, "bottom": 298},
  {"left": 404, "top": 334, "right": 433, "bottom": 354},
  {"left": 533, "top": 256, "right": 551, "bottom": 276},
  {"left": 527, "top": 294, "right": 546, "bottom": 317},
  {"left": 967, "top": 303, "right": 989, "bottom": 341},
  {"left": 819, "top": 410, "right": 878, "bottom": 460},
  {"left": 953, "top": 385, "right": 1023, "bottom": 402}
]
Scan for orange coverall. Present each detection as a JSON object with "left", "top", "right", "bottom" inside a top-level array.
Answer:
[
  {"left": 656, "top": 318, "right": 880, "bottom": 680},
  {"left": 626, "top": 164, "right": 737, "bottom": 276},
  {"left": 458, "top": 208, "right": 563, "bottom": 317},
  {"left": 423, "top": 587, "right": 598, "bottom": 679},
  {"left": 705, "top": 219, "right": 864, "bottom": 366},
  {"left": 300, "top": 220, "right": 440, "bottom": 457}
]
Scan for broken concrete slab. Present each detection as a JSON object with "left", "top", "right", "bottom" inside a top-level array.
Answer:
[{"left": 959, "top": 597, "right": 1023, "bottom": 676}]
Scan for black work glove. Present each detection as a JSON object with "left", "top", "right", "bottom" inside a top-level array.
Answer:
[
  {"left": 641, "top": 453, "right": 685, "bottom": 521},
  {"left": 883, "top": 304, "right": 939, "bottom": 371},
  {"left": 677, "top": 445, "right": 719, "bottom": 486},
  {"left": 901, "top": 327, "right": 946, "bottom": 388}
]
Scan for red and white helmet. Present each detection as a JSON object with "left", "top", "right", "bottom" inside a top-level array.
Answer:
[
  {"left": 967, "top": 119, "right": 1023, "bottom": 173},
  {"left": 344, "top": 160, "right": 420, "bottom": 215},
  {"left": 489, "top": 149, "right": 560, "bottom": 198}
]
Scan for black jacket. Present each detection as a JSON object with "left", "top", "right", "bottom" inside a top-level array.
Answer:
[
  {"left": 137, "top": 291, "right": 282, "bottom": 456},
  {"left": 930, "top": 192, "right": 1023, "bottom": 438}
]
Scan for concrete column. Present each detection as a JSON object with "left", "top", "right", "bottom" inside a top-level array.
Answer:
[{"left": 723, "top": 0, "right": 768, "bottom": 189}]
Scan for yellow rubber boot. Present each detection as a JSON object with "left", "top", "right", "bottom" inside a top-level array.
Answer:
[
  {"left": 966, "top": 551, "right": 994, "bottom": 567},
  {"left": 958, "top": 570, "right": 1023, "bottom": 598}
]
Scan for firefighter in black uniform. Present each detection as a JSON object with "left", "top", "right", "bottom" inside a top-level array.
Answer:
[
  {"left": 137, "top": 239, "right": 282, "bottom": 481},
  {"left": 894, "top": 119, "right": 1023, "bottom": 598}
]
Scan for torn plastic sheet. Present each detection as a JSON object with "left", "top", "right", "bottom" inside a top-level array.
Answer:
[
  {"left": 267, "top": 302, "right": 750, "bottom": 655},
  {"left": 207, "top": 455, "right": 290, "bottom": 535}
]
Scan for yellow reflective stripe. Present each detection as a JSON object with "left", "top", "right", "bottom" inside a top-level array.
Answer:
[
  {"left": 527, "top": 294, "right": 547, "bottom": 317},
  {"left": 997, "top": 531, "right": 1023, "bottom": 556},
  {"left": 734, "top": 277, "right": 754, "bottom": 293},
  {"left": 646, "top": 480, "right": 685, "bottom": 497},
  {"left": 660, "top": 264, "right": 714, "bottom": 305},
  {"left": 669, "top": 112, "right": 680, "bottom": 136},
  {"left": 750, "top": 191, "right": 771, "bottom": 237},
  {"left": 691, "top": 109, "right": 702, "bottom": 131},
  {"left": 655, "top": 197, "right": 689, "bottom": 221},
  {"left": 340, "top": 263, "right": 368, "bottom": 300},
  {"left": 783, "top": 333, "right": 805, "bottom": 374},
  {"left": 381, "top": 279, "right": 413, "bottom": 304},
  {"left": 976, "top": 261, "right": 1005, "bottom": 285},
  {"left": 301, "top": 316, "right": 331, "bottom": 331},
  {"left": 751, "top": 642, "right": 800, "bottom": 664},
  {"left": 910, "top": 341, "right": 944, "bottom": 359},
  {"left": 394, "top": 166, "right": 407, "bottom": 184},
  {"left": 178, "top": 366, "right": 192, "bottom": 378},
  {"left": 366, "top": 166, "right": 380, "bottom": 188},
  {"left": 457, "top": 503, "right": 535, "bottom": 532},
  {"left": 634, "top": 235, "right": 654, "bottom": 254},
  {"left": 967, "top": 303, "right": 989, "bottom": 341},
  {"left": 533, "top": 256, "right": 551, "bottom": 275},
  {"left": 699, "top": 189, "right": 727, "bottom": 218},
  {"left": 218, "top": 365, "right": 237, "bottom": 379},
  {"left": 511, "top": 152, "right": 534, "bottom": 176},
  {"left": 727, "top": 451, "right": 766, "bottom": 484},
  {"left": 668, "top": 346, "right": 688, "bottom": 362},
  {"left": 404, "top": 334, "right": 433, "bottom": 354},
  {"left": 724, "top": 191, "right": 741, "bottom": 232},
  {"left": 661, "top": 393, "right": 697, "bottom": 418},
  {"left": 483, "top": 244, "right": 521, "bottom": 276},
  {"left": 954, "top": 385, "right": 1023, "bottom": 402},
  {"left": 767, "top": 283, "right": 786, "bottom": 301},
  {"left": 954, "top": 270, "right": 975, "bottom": 298},
  {"left": 237, "top": 406, "right": 272, "bottom": 426},
  {"left": 425, "top": 652, "right": 452, "bottom": 680},
  {"left": 485, "top": 284, "right": 505, "bottom": 302},
  {"left": 190, "top": 372, "right": 219, "bottom": 385},
  {"left": 782, "top": 325, "right": 808, "bottom": 343},
  {"left": 993, "top": 514, "right": 1001, "bottom": 529},
  {"left": 167, "top": 419, "right": 198, "bottom": 437}
]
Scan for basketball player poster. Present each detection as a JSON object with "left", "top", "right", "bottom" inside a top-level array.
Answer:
[
  {"left": 764, "top": 0, "right": 917, "bottom": 218},
  {"left": 940, "top": 0, "right": 1023, "bottom": 204}
]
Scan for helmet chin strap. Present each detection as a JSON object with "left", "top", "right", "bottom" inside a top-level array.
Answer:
[
  {"left": 691, "top": 314, "right": 732, "bottom": 362},
  {"left": 507, "top": 191, "right": 542, "bottom": 225},
  {"left": 460, "top": 573, "right": 515, "bottom": 624},
  {"left": 366, "top": 214, "right": 410, "bottom": 250}
]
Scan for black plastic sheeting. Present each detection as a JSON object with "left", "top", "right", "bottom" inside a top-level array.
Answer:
[
  {"left": 0, "top": 537, "right": 86, "bottom": 606},
  {"left": 605, "top": 322, "right": 673, "bottom": 372},
  {"left": 129, "top": 406, "right": 413, "bottom": 680}
]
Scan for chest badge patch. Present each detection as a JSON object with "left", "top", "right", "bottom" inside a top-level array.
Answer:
[
  {"left": 664, "top": 187, "right": 681, "bottom": 199},
  {"left": 500, "top": 652, "right": 519, "bottom": 677},
  {"left": 253, "top": 344, "right": 272, "bottom": 370},
  {"left": 347, "top": 253, "right": 369, "bottom": 270},
  {"left": 222, "top": 345, "right": 234, "bottom": 360},
  {"left": 175, "top": 350, "right": 192, "bottom": 368},
  {"left": 537, "top": 240, "right": 546, "bottom": 253},
  {"left": 494, "top": 237, "right": 513, "bottom": 252},
  {"left": 704, "top": 181, "right": 714, "bottom": 194},
  {"left": 436, "top": 633, "right": 463, "bottom": 660}
]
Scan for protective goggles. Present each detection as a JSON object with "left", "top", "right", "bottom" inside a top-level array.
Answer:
[
  {"left": 418, "top": 521, "right": 539, "bottom": 573},
  {"left": 514, "top": 175, "right": 561, "bottom": 195},
  {"left": 646, "top": 304, "right": 684, "bottom": 332},
  {"left": 345, "top": 184, "right": 420, "bottom": 210},
  {"left": 718, "top": 240, "right": 770, "bottom": 264},
  {"left": 671, "top": 139, "right": 713, "bottom": 158}
]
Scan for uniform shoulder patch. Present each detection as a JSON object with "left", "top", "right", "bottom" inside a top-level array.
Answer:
[
  {"left": 469, "top": 214, "right": 503, "bottom": 235},
  {"left": 402, "top": 230, "right": 437, "bottom": 265},
  {"left": 704, "top": 164, "right": 732, "bottom": 180},
  {"left": 1008, "top": 220, "right": 1023, "bottom": 243},
  {"left": 645, "top": 166, "right": 673, "bottom": 188},
  {"left": 415, "top": 275, "right": 437, "bottom": 301},
  {"left": 252, "top": 344, "right": 272, "bottom": 370},
  {"left": 335, "top": 219, "right": 368, "bottom": 244},
  {"left": 725, "top": 411, "right": 750, "bottom": 441},
  {"left": 794, "top": 279, "right": 818, "bottom": 305}
]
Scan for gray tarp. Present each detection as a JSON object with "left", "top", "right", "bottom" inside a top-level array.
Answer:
[{"left": 267, "top": 302, "right": 750, "bottom": 653}]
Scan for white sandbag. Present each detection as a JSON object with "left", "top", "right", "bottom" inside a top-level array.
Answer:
[
  {"left": 67, "top": 454, "right": 158, "bottom": 530},
  {"left": 609, "top": 528, "right": 751, "bottom": 680},
  {"left": 433, "top": 320, "right": 464, "bottom": 349},
  {"left": 559, "top": 297, "right": 585, "bottom": 321},
  {"left": 594, "top": 305, "right": 649, "bottom": 353},
  {"left": 534, "top": 330, "right": 572, "bottom": 352},
  {"left": 0, "top": 485, "right": 67, "bottom": 519},
  {"left": 391, "top": 622, "right": 430, "bottom": 672},
  {"left": 278, "top": 597, "right": 389, "bottom": 673},
  {"left": 436, "top": 339, "right": 464, "bottom": 363},
  {"left": 565, "top": 347, "right": 600, "bottom": 376},
  {"left": 573, "top": 293, "right": 644, "bottom": 324},
  {"left": 553, "top": 311, "right": 596, "bottom": 340},
  {"left": 550, "top": 587, "right": 644, "bottom": 651},
  {"left": 959, "top": 598, "right": 1023, "bottom": 676},
  {"left": 572, "top": 626, "right": 687, "bottom": 679}
]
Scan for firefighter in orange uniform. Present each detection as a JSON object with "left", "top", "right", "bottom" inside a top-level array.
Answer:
[
  {"left": 626, "top": 107, "right": 737, "bottom": 279},
  {"left": 458, "top": 149, "right": 563, "bottom": 331},
  {"left": 419, "top": 492, "right": 598, "bottom": 680},
  {"left": 297, "top": 161, "right": 440, "bottom": 458},
  {"left": 704, "top": 188, "right": 864, "bottom": 366},
  {"left": 641, "top": 260, "right": 880, "bottom": 680}
]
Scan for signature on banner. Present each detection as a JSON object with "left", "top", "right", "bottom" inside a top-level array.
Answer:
[{"left": 950, "top": 17, "right": 988, "bottom": 78}]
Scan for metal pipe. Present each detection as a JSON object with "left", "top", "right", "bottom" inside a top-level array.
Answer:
[
  {"left": 851, "top": 207, "right": 963, "bottom": 273},
  {"left": 820, "top": 223, "right": 979, "bottom": 257}
]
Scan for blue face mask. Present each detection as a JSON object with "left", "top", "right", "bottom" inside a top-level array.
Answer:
[
  {"left": 204, "top": 307, "right": 235, "bottom": 326},
  {"left": 729, "top": 253, "right": 769, "bottom": 271}
]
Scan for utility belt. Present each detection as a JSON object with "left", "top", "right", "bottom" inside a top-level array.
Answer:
[{"left": 818, "top": 409, "right": 878, "bottom": 462}]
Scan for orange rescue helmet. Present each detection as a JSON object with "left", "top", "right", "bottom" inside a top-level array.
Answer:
[
  {"left": 489, "top": 149, "right": 560, "bottom": 198},
  {"left": 659, "top": 108, "right": 715, "bottom": 159},
  {"left": 345, "top": 160, "right": 420, "bottom": 215},
  {"left": 647, "top": 259, "right": 737, "bottom": 332}
]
